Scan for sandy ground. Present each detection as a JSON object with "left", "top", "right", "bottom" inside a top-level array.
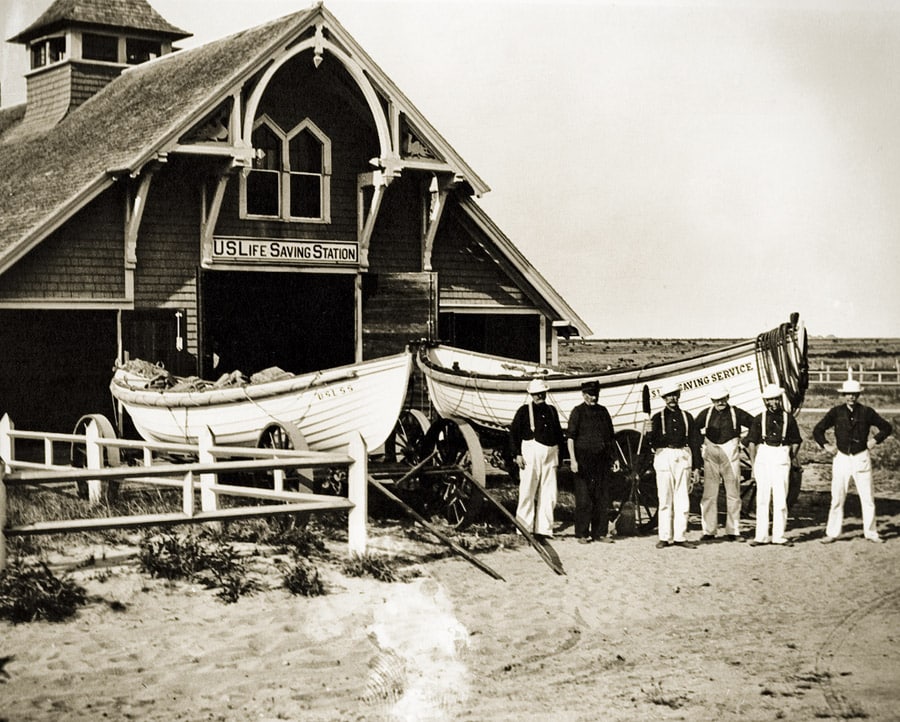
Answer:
[{"left": 2, "top": 464, "right": 900, "bottom": 722}]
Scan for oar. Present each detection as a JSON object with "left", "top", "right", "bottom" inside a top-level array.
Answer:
[
  {"left": 455, "top": 468, "right": 566, "bottom": 576},
  {"left": 367, "top": 469, "right": 506, "bottom": 582}
]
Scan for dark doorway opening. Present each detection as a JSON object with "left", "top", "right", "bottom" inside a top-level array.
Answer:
[
  {"left": 0, "top": 310, "right": 117, "bottom": 433},
  {"left": 200, "top": 270, "right": 355, "bottom": 377},
  {"left": 438, "top": 312, "right": 540, "bottom": 362}
]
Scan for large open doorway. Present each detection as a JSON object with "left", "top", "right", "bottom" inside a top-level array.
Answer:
[
  {"left": 200, "top": 270, "right": 355, "bottom": 377},
  {"left": 438, "top": 312, "right": 540, "bottom": 361}
]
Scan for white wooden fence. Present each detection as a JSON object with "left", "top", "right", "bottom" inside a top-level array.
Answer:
[
  {"left": 808, "top": 363, "right": 900, "bottom": 386},
  {"left": 0, "top": 414, "right": 368, "bottom": 570}
]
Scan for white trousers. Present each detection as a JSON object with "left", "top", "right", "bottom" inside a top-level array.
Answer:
[
  {"left": 826, "top": 451, "right": 878, "bottom": 539},
  {"left": 516, "top": 439, "right": 558, "bottom": 536},
  {"left": 753, "top": 445, "right": 790, "bottom": 543},
  {"left": 701, "top": 438, "right": 742, "bottom": 535},
  {"left": 654, "top": 447, "right": 692, "bottom": 543}
]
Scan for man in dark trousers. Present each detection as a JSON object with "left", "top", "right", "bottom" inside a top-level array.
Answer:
[
  {"left": 746, "top": 384, "right": 802, "bottom": 547},
  {"left": 695, "top": 384, "right": 755, "bottom": 541},
  {"left": 648, "top": 381, "right": 702, "bottom": 549},
  {"left": 510, "top": 378, "right": 565, "bottom": 540},
  {"left": 813, "top": 378, "right": 893, "bottom": 544},
  {"left": 567, "top": 380, "right": 616, "bottom": 543}
]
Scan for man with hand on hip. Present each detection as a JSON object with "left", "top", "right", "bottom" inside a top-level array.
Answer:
[
  {"left": 510, "top": 378, "right": 565, "bottom": 540},
  {"left": 813, "top": 378, "right": 893, "bottom": 544},
  {"left": 648, "top": 381, "right": 702, "bottom": 549},
  {"left": 746, "top": 384, "right": 802, "bottom": 547},
  {"left": 695, "top": 384, "right": 755, "bottom": 542}
]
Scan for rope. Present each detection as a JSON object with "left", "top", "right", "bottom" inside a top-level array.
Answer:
[{"left": 754, "top": 319, "right": 809, "bottom": 411}]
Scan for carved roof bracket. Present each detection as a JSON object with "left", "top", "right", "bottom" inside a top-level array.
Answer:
[
  {"left": 124, "top": 167, "right": 158, "bottom": 269},
  {"left": 422, "top": 173, "right": 457, "bottom": 272}
]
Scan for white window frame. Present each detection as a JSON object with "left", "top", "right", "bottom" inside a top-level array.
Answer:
[{"left": 241, "top": 115, "right": 331, "bottom": 223}]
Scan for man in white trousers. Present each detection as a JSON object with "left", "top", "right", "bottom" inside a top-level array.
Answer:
[
  {"left": 746, "top": 384, "right": 802, "bottom": 547},
  {"left": 695, "top": 384, "right": 755, "bottom": 542},
  {"left": 813, "top": 378, "right": 893, "bottom": 544},
  {"left": 648, "top": 381, "right": 702, "bottom": 549},
  {"left": 510, "top": 378, "right": 565, "bottom": 539}
]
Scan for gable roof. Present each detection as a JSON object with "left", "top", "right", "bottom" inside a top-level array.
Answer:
[
  {"left": 8, "top": 0, "right": 191, "bottom": 43},
  {"left": 0, "top": 4, "right": 589, "bottom": 334}
]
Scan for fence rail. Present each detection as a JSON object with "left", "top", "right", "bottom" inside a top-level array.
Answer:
[
  {"left": 0, "top": 414, "right": 368, "bottom": 570},
  {"left": 808, "top": 363, "right": 900, "bottom": 386}
]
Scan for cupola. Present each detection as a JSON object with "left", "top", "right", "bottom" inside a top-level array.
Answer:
[{"left": 6, "top": 0, "right": 190, "bottom": 140}]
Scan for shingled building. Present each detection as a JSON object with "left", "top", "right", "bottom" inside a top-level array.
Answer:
[{"left": 0, "top": 0, "right": 588, "bottom": 433}]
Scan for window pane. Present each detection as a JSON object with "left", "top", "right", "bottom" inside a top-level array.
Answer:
[
  {"left": 247, "top": 170, "right": 279, "bottom": 216},
  {"left": 82, "top": 33, "right": 118, "bottom": 62},
  {"left": 126, "top": 38, "right": 161, "bottom": 65},
  {"left": 252, "top": 125, "right": 281, "bottom": 171},
  {"left": 289, "top": 173, "right": 321, "bottom": 218},
  {"left": 30, "top": 43, "right": 46, "bottom": 69},
  {"left": 289, "top": 130, "right": 321, "bottom": 173},
  {"left": 48, "top": 37, "right": 66, "bottom": 63}
]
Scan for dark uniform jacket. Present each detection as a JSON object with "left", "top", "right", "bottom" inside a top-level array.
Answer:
[
  {"left": 509, "top": 402, "right": 564, "bottom": 456},
  {"left": 649, "top": 406, "right": 702, "bottom": 470},
  {"left": 812, "top": 404, "right": 893, "bottom": 455},
  {"left": 696, "top": 405, "right": 755, "bottom": 444}
]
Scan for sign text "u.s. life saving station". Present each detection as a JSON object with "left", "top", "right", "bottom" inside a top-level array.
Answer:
[{"left": 212, "top": 237, "right": 358, "bottom": 266}]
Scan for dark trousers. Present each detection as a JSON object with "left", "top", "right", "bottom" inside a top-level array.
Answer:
[{"left": 573, "top": 449, "right": 610, "bottom": 539}]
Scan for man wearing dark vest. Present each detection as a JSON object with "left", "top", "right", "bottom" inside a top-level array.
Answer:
[
  {"left": 813, "top": 378, "right": 893, "bottom": 544},
  {"left": 696, "top": 384, "right": 755, "bottom": 542},
  {"left": 567, "top": 379, "right": 616, "bottom": 543},
  {"left": 648, "top": 381, "right": 702, "bottom": 549},
  {"left": 746, "top": 384, "right": 802, "bottom": 546},
  {"left": 510, "top": 378, "right": 565, "bottom": 540}
]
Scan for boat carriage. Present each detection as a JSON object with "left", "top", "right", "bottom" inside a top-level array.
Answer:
[
  {"left": 109, "top": 351, "right": 413, "bottom": 453},
  {"left": 414, "top": 313, "right": 809, "bottom": 529}
]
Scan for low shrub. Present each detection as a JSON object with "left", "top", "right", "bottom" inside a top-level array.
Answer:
[
  {"left": 282, "top": 555, "right": 325, "bottom": 597},
  {"left": 0, "top": 560, "right": 87, "bottom": 623},
  {"left": 341, "top": 552, "right": 412, "bottom": 583}
]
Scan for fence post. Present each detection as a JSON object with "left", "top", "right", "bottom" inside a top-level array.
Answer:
[
  {"left": 1, "top": 463, "right": 7, "bottom": 571},
  {"left": 198, "top": 427, "right": 219, "bottom": 513},
  {"left": 345, "top": 431, "right": 367, "bottom": 555},
  {"left": 183, "top": 471, "right": 195, "bottom": 516},
  {"left": 0, "top": 413, "right": 13, "bottom": 467},
  {"left": 85, "top": 420, "right": 103, "bottom": 504}
]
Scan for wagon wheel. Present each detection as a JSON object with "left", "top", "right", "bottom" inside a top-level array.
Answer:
[
  {"left": 611, "top": 429, "right": 657, "bottom": 535},
  {"left": 381, "top": 409, "right": 430, "bottom": 465},
  {"left": 70, "top": 414, "right": 121, "bottom": 503},
  {"left": 420, "top": 417, "right": 486, "bottom": 529},
  {"left": 256, "top": 422, "right": 312, "bottom": 491}
]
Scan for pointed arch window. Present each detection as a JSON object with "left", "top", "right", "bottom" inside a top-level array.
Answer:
[{"left": 242, "top": 116, "right": 331, "bottom": 222}]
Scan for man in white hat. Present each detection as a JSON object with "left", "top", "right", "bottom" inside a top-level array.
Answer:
[
  {"left": 813, "top": 378, "right": 893, "bottom": 544},
  {"left": 695, "top": 384, "right": 755, "bottom": 541},
  {"left": 648, "top": 381, "right": 702, "bottom": 549},
  {"left": 509, "top": 377, "right": 565, "bottom": 539},
  {"left": 746, "top": 384, "right": 802, "bottom": 546}
]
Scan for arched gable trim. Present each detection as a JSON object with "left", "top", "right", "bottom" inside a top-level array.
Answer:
[{"left": 242, "top": 33, "right": 393, "bottom": 174}]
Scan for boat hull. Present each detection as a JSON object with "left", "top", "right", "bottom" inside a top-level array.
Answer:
[
  {"left": 111, "top": 352, "right": 413, "bottom": 451},
  {"left": 417, "top": 317, "right": 807, "bottom": 433}
]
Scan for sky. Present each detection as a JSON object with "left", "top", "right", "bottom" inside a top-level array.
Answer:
[{"left": 2, "top": 0, "right": 899, "bottom": 339}]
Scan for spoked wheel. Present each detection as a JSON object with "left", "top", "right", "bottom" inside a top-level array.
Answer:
[
  {"left": 381, "top": 409, "right": 430, "bottom": 465},
  {"left": 70, "top": 414, "right": 121, "bottom": 502},
  {"left": 611, "top": 429, "right": 657, "bottom": 535},
  {"left": 256, "top": 422, "right": 311, "bottom": 490},
  {"left": 420, "top": 417, "right": 486, "bottom": 529}
]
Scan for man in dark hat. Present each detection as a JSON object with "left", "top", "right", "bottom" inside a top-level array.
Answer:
[{"left": 566, "top": 380, "right": 616, "bottom": 543}]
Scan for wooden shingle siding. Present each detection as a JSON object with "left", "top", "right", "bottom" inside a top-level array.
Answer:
[
  {"left": 133, "top": 159, "right": 202, "bottom": 353},
  {"left": 70, "top": 63, "right": 123, "bottom": 109},
  {"left": 367, "top": 174, "right": 423, "bottom": 273},
  {"left": 361, "top": 271, "right": 435, "bottom": 359},
  {"left": 433, "top": 205, "right": 528, "bottom": 307},
  {"left": 0, "top": 191, "right": 124, "bottom": 299}
]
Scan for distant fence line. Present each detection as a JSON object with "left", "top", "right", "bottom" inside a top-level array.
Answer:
[{"left": 808, "top": 362, "right": 900, "bottom": 386}]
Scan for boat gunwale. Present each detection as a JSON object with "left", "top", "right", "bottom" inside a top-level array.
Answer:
[{"left": 111, "top": 351, "right": 413, "bottom": 409}]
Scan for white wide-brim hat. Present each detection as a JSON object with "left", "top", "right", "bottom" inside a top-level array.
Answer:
[
  {"left": 761, "top": 383, "right": 784, "bottom": 400},
  {"left": 839, "top": 379, "right": 863, "bottom": 394},
  {"left": 708, "top": 383, "right": 729, "bottom": 401},
  {"left": 527, "top": 378, "right": 550, "bottom": 395},
  {"left": 659, "top": 381, "right": 681, "bottom": 397}
]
